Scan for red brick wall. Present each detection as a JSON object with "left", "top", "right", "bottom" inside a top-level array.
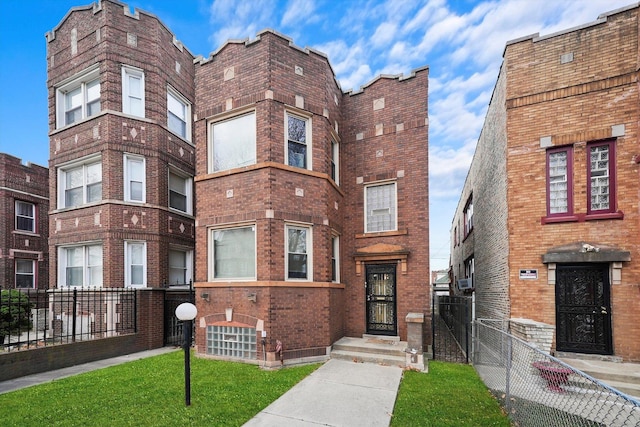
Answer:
[
  {"left": 47, "top": 0, "right": 195, "bottom": 289},
  {"left": 0, "top": 153, "right": 49, "bottom": 290}
]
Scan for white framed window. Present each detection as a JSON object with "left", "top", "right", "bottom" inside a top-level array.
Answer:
[
  {"left": 168, "top": 169, "right": 193, "bottom": 214},
  {"left": 58, "top": 244, "right": 103, "bottom": 288},
  {"left": 122, "top": 66, "right": 145, "bottom": 118},
  {"left": 331, "top": 233, "right": 340, "bottom": 283},
  {"left": 209, "top": 112, "right": 256, "bottom": 173},
  {"left": 167, "top": 87, "right": 191, "bottom": 141},
  {"left": 286, "top": 112, "right": 312, "bottom": 170},
  {"left": 125, "top": 241, "right": 147, "bottom": 288},
  {"left": 124, "top": 154, "right": 145, "bottom": 203},
  {"left": 286, "top": 224, "right": 312, "bottom": 281},
  {"left": 15, "top": 259, "right": 35, "bottom": 289},
  {"left": 55, "top": 66, "right": 100, "bottom": 128},
  {"left": 365, "top": 182, "right": 397, "bottom": 233},
  {"left": 15, "top": 201, "right": 35, "bottom": 233},
  {"left": 169, "top": 248, "right": 193, "bottom": 285},
  {"left": 209, "top": 225, "right": 256, "bottom": 281},
  {"left": 331, "top": 138, "right": 339, "bottom": 184},
  {"left": 57, "top": 157, "right": 102, "bottom": 209}
]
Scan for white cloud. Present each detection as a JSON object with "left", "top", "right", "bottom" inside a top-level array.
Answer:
[{"left": 281, "top": 0, "right": 317, "bottom": 28}]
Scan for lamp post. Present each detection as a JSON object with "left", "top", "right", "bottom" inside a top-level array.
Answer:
[{"left": 175, "top": 302, "right": 197, "bottom": 406}]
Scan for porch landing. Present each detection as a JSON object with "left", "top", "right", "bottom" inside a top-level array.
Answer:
[{"left": 559, "top": 355, "right": 640, "bottom": 400}]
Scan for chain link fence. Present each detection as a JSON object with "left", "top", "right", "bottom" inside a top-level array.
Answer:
[{"left": 473, "top": 320, "right": 640, "bottom": 426}]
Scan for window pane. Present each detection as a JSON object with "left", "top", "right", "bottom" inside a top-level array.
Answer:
[
  {"left": 16, "top": 217, "right": 34, "bottom": 231},
  {"left": 168, "top": 112, "right": 186, "bottom": 137},
  {"left": 590, "top": 146, "right": 610, "bottom": 211},
  {"left": 66, "top": 267, "right": 83, "bottom": 287},
  {"left": 130, "top": 244, "right": 144, "bottom": 264},
  {"left": 287, "top": 115, "right": 306, "bottom": 143},
  {"left": 131, "top": 266, "right": 144, "bottom": 285},
  {"left": 87, "top": 182, "right": 102, "bottom": 203},
  {"left": 213, "top": 226, "right": 255, "bottom": 278},
  {"left": 169, "top": 250, "right": 187, "bottom": 284},
  {"left": 66, "top": 167, "right": 83, "bottom": 189},
  {"left": 86, "top": 162, "right": 101, "bottom": 184},
  {"left": 130, "top": 182, "right": 143, "bottom": 201},
  {"left": 169, "top": 171, "right": 189, "bottom": 211},
  {"left": 212, "top": 113, "right": 256, "bottom": 172},
  {"left": 86, "top": 79, "right": 100, "bottom": 102},
  {"left": 168, "top": 93, "right": 186, "bottom": 119},
  {"left": 288, "top": 141, "right": 306, "bottom": 168},
  {"left": 549, "top": 151, "right": 568, "bottom": 214},
  {"left": 366, "top": 184, "right": 396, "bottom": 232},
  {"left": 287, "top": 227, "right": 308, "bottom": 279}
]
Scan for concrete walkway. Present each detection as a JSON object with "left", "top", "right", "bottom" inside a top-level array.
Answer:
[
  {"left": 243, "top": 359, "right": 403, "bottom": 427},
  {"left": 0, "top": 347, "right": 178, "bottom": 395}
]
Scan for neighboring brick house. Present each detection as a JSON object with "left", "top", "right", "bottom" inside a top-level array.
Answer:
[
  {"left": 47, "top": 0, "right": 196, "bottom": 290},
  {"left": 0, "top": 154, "right": 49, "bottom": 290},
  {"left": 193, "top": 31, "right": 430, "bottom": 364},
  {"left": 451, "top": 4, "right": 640, "bottom": 361}
]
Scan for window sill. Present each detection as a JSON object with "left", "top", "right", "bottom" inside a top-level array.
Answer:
[
  {"left": 356, "top": 229, "right": 408, "bottom": 239},
  {"left": 541, "top": 211, "right": 623, "bottom": 224},
  {"left": 13, "top": 230, "right": 40, "bottom": 237}
]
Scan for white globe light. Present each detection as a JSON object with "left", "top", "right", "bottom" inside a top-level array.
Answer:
[{"left": 175, "top": 302, "right": 197, "bottom": 320}]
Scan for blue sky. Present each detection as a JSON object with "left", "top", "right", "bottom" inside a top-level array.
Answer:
[{"left": 0, "top": 0, "right": 633, "bottom": 271}]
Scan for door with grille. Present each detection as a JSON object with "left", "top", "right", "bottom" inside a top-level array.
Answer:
[
  {"left": 365, "top": 264, "right": 397, "bottom": 335},
  {"left": 556, "top": 263, "right": 612, "bottom": 355}
]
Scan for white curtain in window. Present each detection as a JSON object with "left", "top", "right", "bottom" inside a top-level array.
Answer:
[
  {"left": 212, "top": 113, "right": 256, "bottom": 172},
  {"left": 213, "top": 227, "right": 255, "bottom": 279}
]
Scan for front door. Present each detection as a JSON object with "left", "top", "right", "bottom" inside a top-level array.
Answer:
[
  {"left": 556, "top": 263, "right": 612, "bottom": 355},
  {"left": 365, "top": 264, "right": 397, "bottom": 335}
]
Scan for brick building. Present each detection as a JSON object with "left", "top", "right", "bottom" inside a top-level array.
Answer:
[
  {"left": 193, "top": 31, "right": 430, "bottom": 364},
  {"left": 451, "top": 4, "right": 640, "bottom": 361},
  {"left": 47, "top": 1, "right": 196, "bottom": 290},
  {"left": 46, "top": 0, "right": 430, "bottom": 365},
  {"left": 0, "top": 154, "right": 49, "bottom": 290}
]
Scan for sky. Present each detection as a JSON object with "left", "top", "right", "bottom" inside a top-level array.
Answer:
[{"left": 0, "top": 0, "right": 634, "bottom": 272}]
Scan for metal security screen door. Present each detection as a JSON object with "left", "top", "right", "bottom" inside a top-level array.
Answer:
[
  {"left": 366, "top": 264, "right": 397, "bottom": 335},
  {"left": 556, "top": 264, "right": 612, "bottom": 355}
]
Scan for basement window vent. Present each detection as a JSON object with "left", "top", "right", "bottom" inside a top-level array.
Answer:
[{"left": 206, "top": 325, "right": 256, "bottom": 359}]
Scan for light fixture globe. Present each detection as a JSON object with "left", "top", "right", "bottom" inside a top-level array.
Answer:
[{"left": 175, "top": 302, "right": 197, "bottom": 321}]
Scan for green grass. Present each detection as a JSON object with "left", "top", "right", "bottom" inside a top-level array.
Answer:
[
  {"left": 0, "top": 351, "right": 318, "bottom": 426},
  {"left": 0, "top": 353, "right": 511, "bottom": 426},
  {"left": 391, "top": 361, "right": 511, "bottom": 426}
]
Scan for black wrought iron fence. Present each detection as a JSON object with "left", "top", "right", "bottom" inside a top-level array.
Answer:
[
  {"left": 473, "top": 320, "right": 640, "bottom": 426},
  {"left": 432, "top": 293, "right": 471, "bottom": 363},
  {"left": 0, "top": 288, "right": 137, "bottom": 352}
]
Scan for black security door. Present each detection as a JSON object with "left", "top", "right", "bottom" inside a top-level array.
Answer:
[
  {"left": 365, "top": 264, "right": 397, "bottom": 335},
  {"left": 556, "top": 264, "right": 612, "bottom": 355}
]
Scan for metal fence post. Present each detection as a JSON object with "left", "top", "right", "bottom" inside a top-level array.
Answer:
[
  {"left": 504, "top": 333, "right": 512, "bottom": 414},
  {"left": 72, "top": 289, "right": 77, "bottom": 342}
]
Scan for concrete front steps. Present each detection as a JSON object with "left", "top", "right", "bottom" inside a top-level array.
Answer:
[
  {"left": 331, "top": 335, "right": 408, "bottom": 368},
  {"left": 559, "top": 355, "right": 640, "bottom": 400}
]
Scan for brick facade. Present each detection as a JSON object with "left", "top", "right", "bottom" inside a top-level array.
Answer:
[
  {"left": 193, "top": 31, "right": 430, "bottom": 364},
  {"left": 0, "top": 154, "right": 49, "bottom": 290},
  {"left": 44, "top": 1, "right": 430, "bottom": 365},
  {"left": 451, "top": 5, "right": 640, "bottom": 361},
  {"left": 46, "top": 0, "right": 195, "bottom": 290}
]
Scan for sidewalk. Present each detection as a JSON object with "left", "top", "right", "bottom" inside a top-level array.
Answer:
[
  {"left": 0, "top": 347, "right": 178, "bottom": 395},
  {"left": 243, "top": 359, "right": 403, "bottom": 427}
]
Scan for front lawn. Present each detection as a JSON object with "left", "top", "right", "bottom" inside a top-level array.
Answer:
[
  {"left": 391, "top": 361, "right": 511, "bottom": 426},
  {"left": 0, "top": 350, "right": 317, "bottom": 426},
  {"left": 0, "top": 352, "right": 510, "bottom": 426}
]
